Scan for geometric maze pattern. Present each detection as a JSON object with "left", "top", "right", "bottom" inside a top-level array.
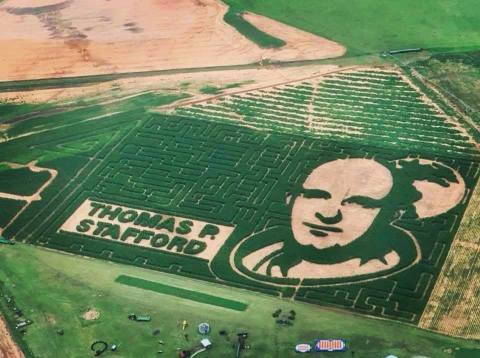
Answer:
[
  {"left": 7, "top": 68, "right": 478, "bottom": 325},
  {"left": 31, "top": 113, "right": 479, "bottom": 324}
]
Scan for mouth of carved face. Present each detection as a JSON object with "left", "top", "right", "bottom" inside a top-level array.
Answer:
[
  {"left": 302, "top": 221, "right": 343, "bottom": 237},
  {"left": 302, "top": 209, "right": 344, "bottom": 237}
]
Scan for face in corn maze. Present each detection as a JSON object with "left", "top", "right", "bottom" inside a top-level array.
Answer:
[
  {"left": 290, "top": 159, "right": 392, "bottom": 250},
  {"left": 231, "top": 158, "right": 466, "bottom": 285}
]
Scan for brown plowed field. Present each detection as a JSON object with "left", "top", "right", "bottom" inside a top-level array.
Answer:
[{"left": 0, "top": 0, "right": 345, "bottom": 81}]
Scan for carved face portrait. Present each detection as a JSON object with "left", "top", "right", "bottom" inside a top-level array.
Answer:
[
  {"left": 229, "top": 157, "right": 467, "bottom": 286},
  {"left": 290, "top": 159, "right": 393, "bottom": 250}
]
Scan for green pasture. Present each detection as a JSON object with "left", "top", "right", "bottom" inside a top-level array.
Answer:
[
  {"left": 224, "top": 0, "right": 480, "bottom": 55},
  {"left": 1, "top": 244, "right": 479, "bottom": 358}
]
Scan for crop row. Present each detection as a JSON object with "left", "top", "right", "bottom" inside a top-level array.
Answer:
[
  {"left": 420, "top": 181, "right": 480, "bottom": 338},
  {"left": 175, "top": 70, "right": 478, "bottom": 158}
]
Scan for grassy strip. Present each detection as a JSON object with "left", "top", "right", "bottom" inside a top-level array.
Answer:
[
  {"left": 223, "top": 6, "right": 286, "bottom": 49},
  {"left": 115, "top": 275, "right": 248, "bottom": 312},
  {"left": 0, "top": 76, "right": 113, "bottom": 92},
  {"left": 200, "top": 83, "right": 243, "bottom": 95},
  {"left": 0, "top": 58, "right": 351, "bottom": 93},
  {"left": 0, "top": 65, "right": 268, "bottom": 93}
]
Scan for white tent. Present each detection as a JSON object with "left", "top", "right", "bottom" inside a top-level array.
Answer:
[{"left": 201, "top": 338, "right": 212, "bottom": 349}]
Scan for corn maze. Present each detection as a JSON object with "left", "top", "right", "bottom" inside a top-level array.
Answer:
[{"left": 3, "top": 68, "right": 479, "bottom": 325}]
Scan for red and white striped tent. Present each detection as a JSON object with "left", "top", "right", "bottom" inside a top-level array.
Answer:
[{"left": 314, "top": 339, "right": 346, "bottom": 352}]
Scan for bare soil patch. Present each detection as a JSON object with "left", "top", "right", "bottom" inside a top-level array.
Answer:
[
  {"left": 82, "top": 309, "right": 100, "bottom": 321},
  {"left": 0, "top": 316, "right": 24, "bottom": 358},
  {"left": 61, "top": 199, "right": 233, "bottom": 261},
  {"left": 242, "top": 242, "right": 400, "bottom": 279},
  {"left": 0, "top": 0, "right": 344, "bottom": 81}
]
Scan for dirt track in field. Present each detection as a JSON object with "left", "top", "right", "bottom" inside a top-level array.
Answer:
[
  {"left": 0, "top": 316, "right": 24, "bottom": 358},
  {"left": 0, "top": 64, "right": 341, "bottom": 104},
  {"left": 0, "top": 0, "right": 345, "bottom": 81}
]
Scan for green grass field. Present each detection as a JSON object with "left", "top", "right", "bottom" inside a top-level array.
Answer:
[
  {"left": 1, "top": 244, "right": 479, "bottom": 358},
  {"left": 224, "top": 0, "right": 480, "bottom": 55}
]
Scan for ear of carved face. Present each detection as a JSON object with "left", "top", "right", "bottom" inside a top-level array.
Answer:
[
  {"left": 398, "top": 159, "right": 466, "bottom": 219},
  {"left": 290, "top": 159, "right": 393, "bottom": 250}
]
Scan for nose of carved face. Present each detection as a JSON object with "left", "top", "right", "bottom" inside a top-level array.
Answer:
[{"left": 315, "top": 210, "right": 343, "bottom": 225}]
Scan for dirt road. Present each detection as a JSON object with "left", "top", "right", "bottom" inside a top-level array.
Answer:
[{"left": 0, "top": 316, "right": 24, "bottom": 358}]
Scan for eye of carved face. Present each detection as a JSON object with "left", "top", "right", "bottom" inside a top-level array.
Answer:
[{"left": 291, "top": 158, "right": 393, "bottom": 250}]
